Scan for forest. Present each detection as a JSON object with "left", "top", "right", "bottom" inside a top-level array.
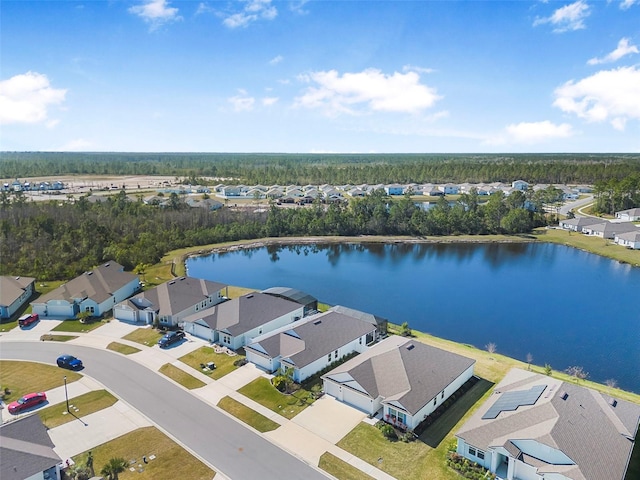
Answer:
[
  {"left": 2, "top": 152, "right": 640, "bottom": 185},
  {"left": 0, "top": 188, "right": 548, "bottom": 280},
  {"left": 592, "top": 173, "right": 640, "bottom": 215}
]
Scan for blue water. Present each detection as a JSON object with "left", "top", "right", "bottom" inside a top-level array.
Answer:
[{"left": 187, "top": 242, "right": 640, "bottom": 393}]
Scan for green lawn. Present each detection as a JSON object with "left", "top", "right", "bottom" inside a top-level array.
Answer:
[
  {"left": 72, "top": 427, "right": 215, "bottom": 480},
  {"left": 217, "top": 396, "right": 280, "bottom": 433},
  {"left": 106, "top": 342, "right": 141, "bottom": 355},
  {"left": 319, "top": 452, "right": 375, "bottom": 480},
  {"left": 238, "top": 377, "right": 316, "bottom": 419},
  {"left": 52, "top": 318, "right": 106, "bottom": 333},
  {"left": 179, "top": 347, "right": 245, "bottom": 380},
  {"left": 122, "top": 327, "right": 164, "bottom": 347},
  {"left": 39, "top": 390, "right": 117, "bottom": 428},
  {"left": 0, "top": 360, "right": 82, "bottom": 403},
  {"left": 39, "top": 334, "right": 78, "bottom": 342},
  {"left": 158, "top": 363, "right": 206, "bottom": 389}
]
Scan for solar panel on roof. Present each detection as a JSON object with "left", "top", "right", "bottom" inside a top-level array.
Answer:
[{"left": 482, "top": 385, "right": 547, "bottom": 419}]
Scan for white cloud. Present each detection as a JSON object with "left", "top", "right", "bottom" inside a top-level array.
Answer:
[
  {"left": 620, "top": 0, "right": 638, "bottom": 9},
  {"left": 228, "top": 90, "right": 255, "bottom": 111},
  {"left": 223, "top": 0, "right": 277, "bottom": 28},
  {"left": 290, "top": 0, "right": 310, "bottom": 15},
  {"left": 0, "top": 71, "right": 67, "bottom": 125},
  {"left": 504, "top": 121, "right": 575, "bottom": 144},
  {"left": 533, "top": 0, "right": 590, "bottom": 33},
  {"left": 294, "top": 68, "right": 441, "bottom": 116},
  {"left": 269, "top": 55, "right": 283, "bottom": 66},
  {"left": 587, "top": 38, "right": 639, "bottom": 65},
  {"left": 553, "top": 66, "right": 640, "bottom": 130},
  {"left": 402, "top": 65, "right": 435, "bottom": 74},
  {"left": 262, "top": 96, "right": 278, "bottom": 106},
  {"left": 129, "top": 0, "right": 182, "bottom": 30}
]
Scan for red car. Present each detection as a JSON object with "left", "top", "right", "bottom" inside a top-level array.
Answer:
[
  {"left": 18, "top": 313, "right": 39, "bottom": 328},
  {"left": 7, "top": 392, "right": 47, "bottom": 414}
]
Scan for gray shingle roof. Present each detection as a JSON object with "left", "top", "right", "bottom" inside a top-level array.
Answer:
[
  {"left": 323, "top": 336, "right": 475, "bottom": 415},
  {"left": 0, "top": 276, "right": 34, "bottom": 308},
  {"left": 124, "top": 277, "right": 227, "bottom": 316},
  {"left": 261, "top": 287, "right": 317, "bottom": 307},
  {"left": 456, "top": 369, "right": 640, "bottom": 480},
  {"left": 37, "top": 261, "right": 137, "bottom": 304},
  {"left": 0, "top": 415, "right": 61, "bottom": 480},
  {"left": 329, "top": 305, "right": 387, "bottom": 329}
]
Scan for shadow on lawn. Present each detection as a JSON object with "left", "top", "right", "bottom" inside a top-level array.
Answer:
[{"left": 418, "top": 377, "right": 494, "bottom": 448}]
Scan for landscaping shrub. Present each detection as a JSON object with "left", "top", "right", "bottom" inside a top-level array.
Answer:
[
  {"left": 379, "top": 424, "right": 397, "bottom": 440},
  {"left": 272, "top": 376, "right": 286, "bottom": 392},
  {"left": 446, "top": 452, "right": 496, "bottom": 480}
]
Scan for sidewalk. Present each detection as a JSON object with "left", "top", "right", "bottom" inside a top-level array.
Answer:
[{"left": 1, "top": 320, "right": 398, "bottom": 480}]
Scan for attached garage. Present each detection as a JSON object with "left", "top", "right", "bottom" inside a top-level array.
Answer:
[{"left": 184, "top": 320, "right": 216, "bottom": 342}]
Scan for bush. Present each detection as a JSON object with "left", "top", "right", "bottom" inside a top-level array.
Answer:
[
  {"left": 379, "top": 424, "right": 397, "bottom": 440},
  {"left": 272, "top": 376, "right": 286, "bottom": 392}
]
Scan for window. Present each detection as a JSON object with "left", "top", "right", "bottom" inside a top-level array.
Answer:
[
  {"left": 327, "top": 354, "right": 331, "bottom": 362},
  {"left": 477, "top": 451, "right": 485, "bottom": 460},
  {"left": 359, "top": 337, "right": 362, "bottom": 344},
  {"left": 334, "top": 350, "right": 338, "bottom": 360},
  {"left": 441, "top": 391, "right": 444, "bottom": 399},
  {"left": 434, "top": 398, "right": 437, "bottom": 406},
  {"left": 468, "top": 447, "right": 476, "bottom": 456}
]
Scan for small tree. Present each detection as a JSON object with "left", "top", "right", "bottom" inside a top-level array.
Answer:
[
  {"left": 100, "top": 457, "right": 128, "bottom": 480},
  {"left": 544, "top": 364, "right": 552, "bottom": 376},
  {"left": 565, "top": 365, "right": 588, "bottom": 383},
  {"left": 77, "top": 310, "right": 92, "bottom": 324},
  {"left": 485, "top": 342, "right": 497, "bottom": 355},
  {"left": 281, "top": 365, "right": 295, "bottom": 394},
  {"left": 400, "top": 322, "right": 412, "bottom": 337},
  {"left": 526, "top": 353, "right": 533, "bottom": 371},
  {"left": 605, "top": 378, "right": 618, "bottom": 389}
]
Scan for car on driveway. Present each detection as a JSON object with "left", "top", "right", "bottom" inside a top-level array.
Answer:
[
  {"left": 7, "top": 392, "right": 47, "bottom": 414},
  {"left": 57, "top": 354, "right": 84, "bottom": 370},
  {"left": 158, "top": 330, "right": 185, "bottom": 348},
  {"left": 18, "top": 313, "right": 39, "bottom": 328}
]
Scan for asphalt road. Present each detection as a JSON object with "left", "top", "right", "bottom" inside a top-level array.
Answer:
[
  {"left": 0, "top": 342, "right": 329, "bottom": 480},
  {"left": 559, "top": 195, "right": 594, "bottom": 216}
]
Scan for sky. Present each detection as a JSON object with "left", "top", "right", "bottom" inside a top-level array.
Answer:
[{"left": 1, "top": 0, "right": 639, "bottom": 153}]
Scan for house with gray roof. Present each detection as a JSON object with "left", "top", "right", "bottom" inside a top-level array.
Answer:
[
  {"left": 262, "top": 287, "right": 318, "bottom": 316},
  {"left": 0, "top": 414, "right": 63, "bottom": 480},
  {"left": 245, "top": 310, "right": 376, "bottom": 382},
  {"left": 615, "top": 230, "right": 640, "bottom": 249},
  {"left": 328, "top": 304, "right": 387, "bottom": 340},
  {"left": 31, "top": 261, "right": 140, "bottom": 319},
  {"left": 455, "top": 368, "right": 640, "bottom": 480},
  {"left": 558, "top": 217, "right": 603, "bottom": 232},
  {"left": 114, "top": 276, "right": 227, "bottom": 326},
  {"left": 322, "top": 336, "right": 475, "bottom": 430},
  {"left": 615, "top": 207, "right": 640, "bottom": 222},
  {"left": 0, "top": 276, "right": 35, "bottom": 319},
  {"left": 181, "top": 292, "right": 304, "bottom": 350},
  {"left": 581, "top": 221, "right": 638, "bottom": 239}
]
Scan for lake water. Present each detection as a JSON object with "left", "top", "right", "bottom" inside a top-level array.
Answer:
[{"left": 186, "top": 242, "right": 640, "bottom": 393}]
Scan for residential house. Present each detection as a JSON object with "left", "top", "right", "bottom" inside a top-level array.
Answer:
[
  {"left": 385, "top": 184, "right": 404, "bottom": 195},
  {"left": 581, "top": 221, "right": 638, "bottom": 239},
  {"left": 181, "top": 292, "right": 304, "bottom": 350},
  {"left": 440, "top": 183, "right": 460, "bottom": 195},
  {"left": 245, "top": 310, "right": 376, "bottom": 382},
  {"left": 347, "top": 188, "right": 367, "bottom": 197},
  {"left": 455, "top": 368, "right": 640, "bottom": 480},
  {"left": 322, "top": 336, "right": 475, "bottom": 430},
  {"left": 328, "top": 304, "right": 387, "bottom": 341},
  {"left": 114, "top": 276, "right": 227, "bottom": 326},
  {"left": 0, "top": 276, "right": 35, "bottom": 319},
  {"left": 0, "top": 413, "right": 63, "bottom": 480},
  {"left": 615, "top": 207, "right": 640, "bottom": 221},
  {"left": 511, "top": 180, "right": 529, "bottom": 191},
  {"left": 558, "top": 217, "right": 603, "bottom": 232},
  {"left": 615, "top": 230, "right": 640, "bottom": 249},
  {"left": 31, "top": 261, "right": 140, "bottom": 319},
  {"left": 261, "top": 287, "right": 318, "bottom": 316},
  {"left": 185, "top": 198, "right": 223, "bottom": 211},
  {"left": 221, "top": 186, "right": 242, "bottom": 197},
  {"left": 574, "top": 185, "right": 593, "bottom": 193}
]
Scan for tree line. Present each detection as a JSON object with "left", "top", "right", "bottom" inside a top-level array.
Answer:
[
  {"left": 1, "top": 152, "right": 639, "bottom": 185},
  {"left": 592, "top": 173, "right": 640, "bottom": 215},
  {"left": 0, "top": 188, "right": 549, "bottom": 280}
]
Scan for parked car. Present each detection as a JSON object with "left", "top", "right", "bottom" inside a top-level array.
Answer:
[
  {"left": 7, "top": 392, "right": 47, "bottom": 414},
  {"left": 18, "top": 313, "right": 39, "bottom": 328},
  {"left": 57, "top": 354, "right": 83, "bottom": 370},
  {"left": 158, "top": 330, "right": 185, "bottom": 348}
]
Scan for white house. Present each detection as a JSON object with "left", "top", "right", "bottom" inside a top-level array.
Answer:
[
  {"left": 558, "top": 217, "right": 603, "bottom": 232},
  {"left": 322, "top": 336, "right": 475, "bottom": 431},
  {"left": 511, "top": 180, "right": 529, "bottom": 191},
  {"left": 615, "top": 230, "right": 640, "bottom": 249},
  {"left": 615, "top": 207, "right": 640, "bottom": 221},
  {"left": 245, "top": 310, "right": 376, "bottom": 382},
  {"left": 581, "top": 221, "right": 638, "bottom": 239},
  {"left": 181, "top": 292, "right": 304, "bottom": 350},
  {"left": 114, "top": 277, "right": 227, "bottom": 326},
  {"left": 0, "top": 276, "right": 35, "bottom": 319},
  {"left": 384, "top": 184, "right": 404, "bottom": 195},
  {"left": 439, "top": 183, "right": 460, "bottom": 195},
  {"left": 31, "top": 261, "right": 140, "bottom": 319},
  {"left": 455, "top": 369, "right": 640, "bottom": 480}
]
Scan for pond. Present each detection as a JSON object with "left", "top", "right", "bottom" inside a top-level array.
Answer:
[{"left": 186, "top": 241, "right": 640, "bottom": 393}]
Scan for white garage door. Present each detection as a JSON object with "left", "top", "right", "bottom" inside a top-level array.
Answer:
[
  {"left": 342, "top": 387, "right": 374, "bottom": 415},
  {"left": 114, "top": 308, "right": 137, "bottom": 323},
  {"left": 189, "top": 323, "right": 214, "bottom": 342},
  {"left": 323, "top": 380, "right": 343, "bottom": 401}
]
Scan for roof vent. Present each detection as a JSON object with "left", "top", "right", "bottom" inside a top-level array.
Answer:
[
  {"left": 169, "top": 280, "right": 175, "bottom": 285},
  {"left": 406, "top": 344, "right": 415, "bottom": 351},
  {"left": 609, "top": 398, "right": 618, "bottom": 408},
  {"left": 246, "top": 294, "right": 254, "bottom": 298},
  {"left": 87, "top": 271, "right": 93, "bottom": 276},
  {"left": 313, "top": 320, "right": 322, "bottom": 325},
  {"left": 104, "top": 263, "right": 110, "bottom": 267},
  {"left": 560, "top": 391, "right": 568, "bottom": 401}
]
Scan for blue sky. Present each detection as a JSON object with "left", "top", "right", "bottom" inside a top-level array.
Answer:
[{"left": 1, "top": 0, "right": 639, "bottom": 153}]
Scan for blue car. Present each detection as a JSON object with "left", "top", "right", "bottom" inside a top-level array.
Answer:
[{"left": 57, "top": 354, "right": 83, "bottom": 370}]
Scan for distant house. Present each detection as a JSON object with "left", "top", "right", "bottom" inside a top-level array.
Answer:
[
  {"left": 558, "top": 217, "right": 603, "bottom": 232},
  {"left": 0, "top": 275, "right": 35, "bottom": 319},
  {"left": 114, "top": 277, "right": 227, "bottom": 326},
  {"left": 322, "top": 336, "right": 475, "bottom": 430},
  {"left": 245, "top": 310, "right": 376, "bottom": 382},
  {"left": 385, "top": 184, "right": 404, "bottom": 195},
  {"left": 439, "top": 183, "right": 460, "bottom": 195},
  {"left": 0, "top": 415, "right": 63, "bottom": 480},
  {"left": 186, "top": 198, "right": 223, "bottom": 211},
  {"left": 181, "top": 292, "right": 304, "bottom": 350},
  {"left": 581, "top": 221, "right": 638, "bottom": 239},
  {"left": 221, "top": 186, "right": 241, "bottom": 197},
  {"left": 455, "top": 368, "right": 640, "bottom": 480},
  {"left": 31, "top": 261, "right": 140, "bottom": 319},
  {"left": 615, "top": 230, "right": 640, "bottom": 249},
  {"left": 511, "top": 180, "right": 529, "bottom": 191},
  {"left": 328, "top": 304, "right": 387, "bottom": 340},
  {"left": 615, "top": 208, "right": 640, "bottom": 221}
]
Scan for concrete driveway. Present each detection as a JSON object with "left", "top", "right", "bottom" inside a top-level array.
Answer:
[{"left": 292, "top": 395, "right": 366, "bottom": 444}]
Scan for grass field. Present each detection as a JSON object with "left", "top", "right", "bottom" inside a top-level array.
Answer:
[
  {"left": 52, "top": 318, "right": 106, "bottom": 333},
  {"left": 319, "top": 452, "right": 375, "bottom": 480},
  {"left": 0, "top": 360, "right": 82, "bottom": 403},
  {"left": 39, "top": 390, "right": 117, "bottom": 428},
  {"left": 39, "top": 334, "right": 78, "bottom": 342},
  {"left": 158, "top": 363, "right": 206, "bottom": 389},
  {"left": 217, "top": 396, "right": 280, "bottom": 433},
  {"left": 179, "top": 347, "right": 245, "bottom": 380},
  {"left": 71, "top": 427, "right": 215, "bottom": 480},
  {"left": 107, "top": 342, "right": 141, "bottom": 355},
  {"left": 122, "top": 328, "right": 164, "bottom": 347},
  {"left": 238, "top": 377, "right": 316, "bottom": 420}
]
